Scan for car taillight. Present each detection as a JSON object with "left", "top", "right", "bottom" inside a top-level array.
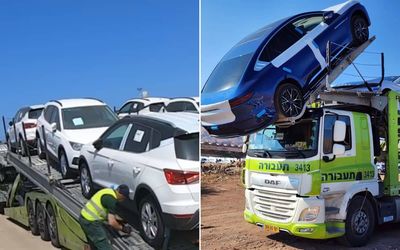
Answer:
[
  {"left": 163, "top": 169, "right": 199, "bottom": 185},
  {"left": 23, "top": 123, "right": 36, "bottom": 129},
  {"left": 229, "top": 92, "right": 253, "bottom": 107}
]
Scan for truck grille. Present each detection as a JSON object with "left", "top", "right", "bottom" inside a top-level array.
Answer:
[{"left": 251, "top": 187, "right": 297, "bottom": 222}]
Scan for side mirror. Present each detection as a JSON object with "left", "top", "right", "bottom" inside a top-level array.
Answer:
[
  {"left": 242, "top": 144, "right": 248, "bottom": 153},
  {"left": 333, "top": 120, "right": 346, "bottom": 142},
  {"left": 93, "top": 139, "right": 103, "bottom": 150},
  {"left": 323, "top": 11, "right": 334, "bottom": 23},
  {"left": 8, "top": 121, "right": 13, "bottom": 126},
  {"left": 51, "top": 123, "right": 57, "bottom": 132},
  {"left": 333, "top": 144, "right": 345, "bottom": 156}
]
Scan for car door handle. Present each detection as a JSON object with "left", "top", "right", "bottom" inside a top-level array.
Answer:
[
  {"left": 133, "top": 166, "right": 141, "bottom": 174},
  {"left": 108, "top": 160, "right": 114, "bottom": 167}
]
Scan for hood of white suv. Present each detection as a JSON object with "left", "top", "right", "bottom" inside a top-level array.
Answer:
[{"left": 63, "top": 127, "right": 107, "bottom": 144}]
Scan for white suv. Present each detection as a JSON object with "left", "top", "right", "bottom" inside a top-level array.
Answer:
[
  {"left": 165, "top": 97, "right": 199, "bottom": 113},
  {"left": 116, "top": 97, "right": 169, "bottom": 118},
  {"left": 78, "top": 112, "right": 199, "bottom": 247},
  {"left": 6, "top": 105, "right": 44, "bottom": 155},
  {"left": 36, "top": 98, "right": 118, "bottom": 178}
]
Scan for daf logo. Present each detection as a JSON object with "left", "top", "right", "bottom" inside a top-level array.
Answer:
[{"left": 264, "top": 179, "right": 281, "bottom": 185}]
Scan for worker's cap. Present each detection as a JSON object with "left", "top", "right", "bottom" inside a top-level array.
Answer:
[{"left": 116, "top": 184, "right": 130, "bottom": 198}]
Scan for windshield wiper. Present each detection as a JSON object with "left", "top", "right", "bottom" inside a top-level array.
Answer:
[
  {"left": 251, "top": 149, "right": 272, "bottom": 158},
  {"left": 288, "top": 148, "right": 306, "bottom": 158}
]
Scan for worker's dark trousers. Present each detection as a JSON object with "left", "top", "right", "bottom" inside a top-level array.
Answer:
[{"left": 79, "top": 216, "right": 112, "bottom": 250}]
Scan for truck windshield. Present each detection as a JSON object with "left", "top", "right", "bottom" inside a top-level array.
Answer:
[{"left": 248, "top": 118, "right": 319, "bottom": 158}]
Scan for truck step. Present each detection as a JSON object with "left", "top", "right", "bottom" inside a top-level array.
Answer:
[{"left": 325, "top": 207, "right": 340, "bottom": 215}]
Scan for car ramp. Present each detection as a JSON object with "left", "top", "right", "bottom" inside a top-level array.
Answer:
[{"left": 6, "top": 152, "right": 153, "bottom": 250}]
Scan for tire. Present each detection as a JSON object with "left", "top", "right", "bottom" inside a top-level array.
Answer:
[
  {"left": 37, "top": 136, "right": 46, "bottom": 160},
  {"left": 139, "top": 195, "right": 165, "bottom": 248},
  {"left": 19, "top": 136, "right": 27, "bottom": 156},
  {"left": 36, "top": 201, "right": 50, "bottom": 241},
  {"left": 46, "top": 204, "right": 60, "bottom": 248},
  {"left": 341, "top": 195, "right": 375, "bottom": 247},
  {"left": 6, "top": 135, "right": 15, "bottom": 153},
  {"left": 59, "top": 149, "right": 72, "bottom": 179},
  {"left": 27, "top": 199, "right": 39, "bottom": 236},
  {"left": 80, "top": 162, "right": 95, "bottom": 199},
  {"left": 275, "top": 83, "right": 304, "bottom": 118},
  {"left": 351, "top": 15, "right": 369, "bottom": 46}
]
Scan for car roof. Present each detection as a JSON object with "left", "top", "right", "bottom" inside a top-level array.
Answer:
[
  {"left": 334, "top": 76, "right": 400, "bottom": 92},
  {"left": 47, "top": 98, "right": 106, "bottom": 108},
  {"left": 29, "top": 104, "right": 45, "bottom": 110},
  {"left": 125, "top": 97, "right": 169, "bottom": 103},
  {"left": 123, "top": 112, "right": 199, "bottom": 134},
  {"left": 167, "top": 97, "right": 199, "bottom": 102}
]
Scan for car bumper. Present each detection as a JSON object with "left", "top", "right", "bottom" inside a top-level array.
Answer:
[
  {"left": 162, "top": 209, "right": 199, "bottom": 230},
  {"left": 244, "top": 209, "right": 344, "bottom": 239}
]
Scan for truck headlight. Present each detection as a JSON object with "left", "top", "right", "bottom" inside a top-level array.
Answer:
[
  {"left": 299, "top": 207, "right": 320, "bottom": 222},
  {"left": 70, "top": 141, "right": 84, "bottom": 151}
]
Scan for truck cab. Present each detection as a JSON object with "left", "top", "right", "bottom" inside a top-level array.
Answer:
[{"left": 243, "top": 104, "right": 387, "bottom": 246}]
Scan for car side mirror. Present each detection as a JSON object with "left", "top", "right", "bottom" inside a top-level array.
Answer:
[
  {"left": 93, "top": 139, "right": 103, "bottom": 150},
  {"left": 242, "top": 144, "right": 248, "bottom": 154},
  {"left": 333, "top": 143, "right": 345, "bottom": 156},
  {"left": 8, "top": 121, "right": 13, "bottom": 126},
  {"left": 323, "top": 11, "right": 334, "bottom": 23},
  {"left": 333, "top": 120, "right": 346, "bottom": 142},
  {"left": 51, "top": 123, "right": 57, "bottom": 132}
]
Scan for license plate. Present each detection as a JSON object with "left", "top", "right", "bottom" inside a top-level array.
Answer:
[{"left": 264, "top": 224, "right": 279, "bottom": 233}]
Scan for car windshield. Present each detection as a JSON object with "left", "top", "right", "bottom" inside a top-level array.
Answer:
[
  {"left": 202, "top": 18, "right": 287, "bottom": 94},
  {"left": 248, "top": 118, "right": 320, "bottom": 158},
  {"left": 174, "top": 133, "right": 199, "bottom": 161},
  {"left": 62, "top": 105, "right": 117, "bottom": 130},
  {"left": 166, "top": 101, "right": 198, "bottom": 113},
  {"left": 28, "top": 108, "right": 44, "bottom": 119}
]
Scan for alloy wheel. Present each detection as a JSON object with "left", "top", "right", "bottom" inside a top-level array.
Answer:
[
  {"left": 141, "top": 202, "right": 158, "bottom": 240},
  {"left": 280, "top": 87, "right": 302, "bottom": 117},
  {"left": 354, "top": 19, "right": 368, "bottom": 42},
  {"left": 60, "top": 153, "right": 68, "bottom": 176},
  {"left": 80, "top": 167, "right": 91, "bottom": 195}
]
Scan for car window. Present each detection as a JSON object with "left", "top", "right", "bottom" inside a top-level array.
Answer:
[
  {"left": 174, "top": 133, "right": 199, "bottom": 161},
  {"left": 292, "top": 15, "right": 323, "bottom": 34},
  {"left": 259, "top": 14, "right": 322, "bottom": 62},
  {"left": 28, "top": 108, "right": 44, "bottom": 119},
  {"left": 103, "top": 124, "right": 130, "bottom": 150},
  {"left": 119, "top": 102, "right": 132, "bottom": 113},
  {"left": 124, "top": 123, "right": 153, "bottom": 153},
  {"left": 62, "top": 105, "right": 117, "bottom": 130},
  {"left": 323, "top": 115, "right": 352, "bottom": 154},
  {"left": 44, "top": 106, "right": 56, "bottom": 123},
  {"left": 166, "top": 101, "right": 197, "bottom": 112},
  {"left": 49, "top": 107, "right": 61, "bottom": 130},
  {"left": 149, "top": 103, "right": 164, "bottom": 112}
]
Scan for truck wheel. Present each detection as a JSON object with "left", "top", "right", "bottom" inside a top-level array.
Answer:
[
  {"left": 36, "top": 202, "right": 50, "bottom": 241},
  {"left": 46, "top": 204, "right": 61, "bottom": 248},
  {"left": 139, "top": 195, "right": 165, "bottom": 248},
  {"left": 351, "top": 15, "right": 369, "bottom": 46},
  {"left": 59, "top": 149, "right": 72, "bottom": 179},
  {"left": 341, "top": 195, "right": 375, "bottom": 247},
  {"left": 275, "top": 83, "right": 303, "bottom": 118},
  {"left": 80, "top": 162, "right": 95, "bottom": 198},
  {"left": 27, "top": 199, "right": 39, "bottom": 236}
]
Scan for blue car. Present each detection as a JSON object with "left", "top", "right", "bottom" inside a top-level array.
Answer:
[{"left": 201, "top": 1, "right": 370, "bottom": 136}]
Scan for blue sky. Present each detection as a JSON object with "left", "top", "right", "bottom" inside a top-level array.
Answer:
[
  {"left": 0, "top": 0, "right": 198, "bottom": 139},
  {"left": 201, "top": 0, "right": 400, "bottom": 86}
]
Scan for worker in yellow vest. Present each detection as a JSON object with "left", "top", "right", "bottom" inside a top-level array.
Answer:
[{"left": 79, "top": 184, "right": 132, "bottom": 250}]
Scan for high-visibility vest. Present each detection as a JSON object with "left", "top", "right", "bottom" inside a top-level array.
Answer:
[{"left": 81, "top": 188, "right": 117, "bottom": 221}]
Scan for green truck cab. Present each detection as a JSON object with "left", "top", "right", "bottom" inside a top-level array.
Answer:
[{"left": 243, "top": 91, "right": 400, "bottom": 246}]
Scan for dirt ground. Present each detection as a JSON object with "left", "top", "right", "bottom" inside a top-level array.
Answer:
[{"left": 201, "top": 173, "right": 400, "bottom": 250}]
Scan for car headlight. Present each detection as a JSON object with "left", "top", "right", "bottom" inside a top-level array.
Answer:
[
  {"left": 299, "top": 207, "right": 320, "bottom": 222},
  {"left": 70, "top": 141, "right": 84, "bottom": 151}
]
